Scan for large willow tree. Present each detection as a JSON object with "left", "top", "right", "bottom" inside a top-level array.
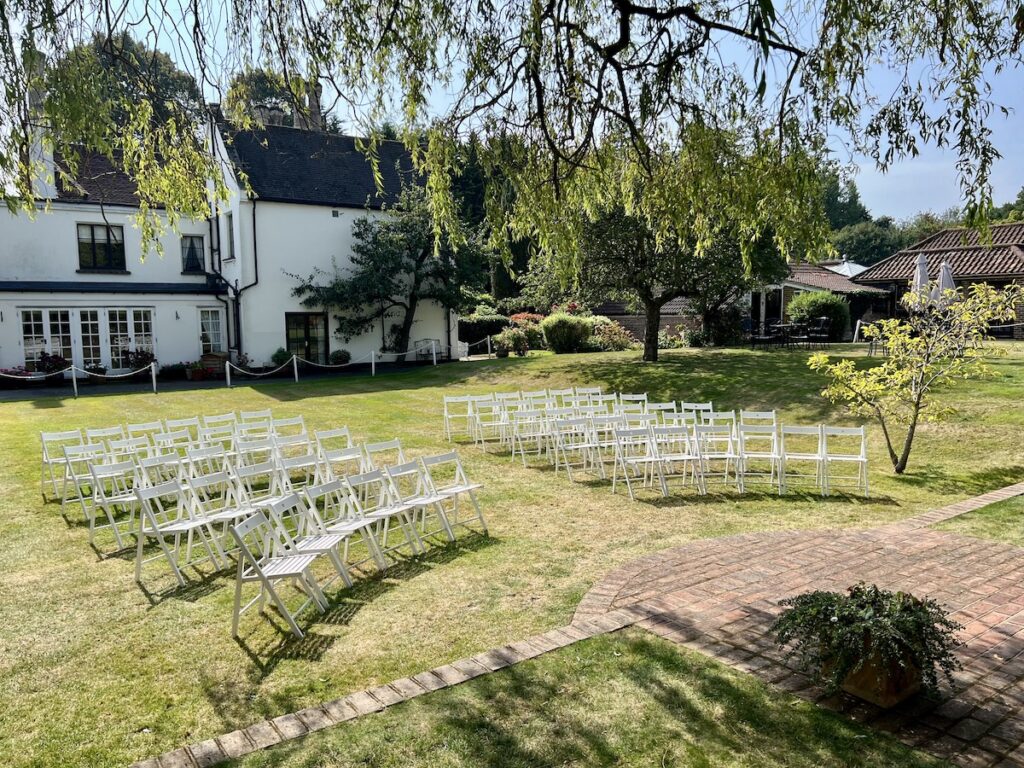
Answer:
[{"left": 2, "top": 0, "right": 1021, "bottom": 266}]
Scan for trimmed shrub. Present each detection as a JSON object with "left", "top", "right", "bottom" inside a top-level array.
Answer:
[
  {"left": 329, "top": 349, "right": 352, "bottom": 365},
  {"left": 658, "top": 326, "right": 686, "bottom": 349},
  {"left": 590, "top": 316, "right": 639, "bottom": 351},
  {"left": 787, "top": 291, "right": 851, "bottom": 341},
  {"left": 684, "top": 328, "right": 708, "bottom": 347},
  {"left": 459, "top": 313, "right": 509, "bottom": 343},
  {"left": 541, "top": 312, "right": 593, "bottom": 353},
  {"left": 271, "top": 347, "right": 292, "bottom": 366},
  {"left": 510, "top": 313, "right": 546, "bottom": 349},
  {"left": 493, "top": 326, "right": 529, "bottom": 357}
]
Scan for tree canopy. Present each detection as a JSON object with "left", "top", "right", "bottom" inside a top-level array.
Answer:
[{"left": 2, "top": 0, "right": 1022, "bottom": 268}]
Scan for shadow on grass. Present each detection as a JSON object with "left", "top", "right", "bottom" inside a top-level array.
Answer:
[{"left": 892, "top": 464, "right": 1024, "bottom": 497}]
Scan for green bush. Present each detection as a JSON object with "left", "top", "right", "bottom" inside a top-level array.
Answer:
[
  {"left": 684, "top": 328, "right": 708, "bottom": 347},
  {"left": 459, "top": 313, "right": 509, "bottom": 343},
  {"left": 704, "top": 305, "right": 746, "bottom": 346},
  {"left": 493, "top": 326, "right": 529, "bottom": 357},
  {"left": 541, "top": 312, "right": 593, "bottom": 353},
  {"left": 510, "top": 314, "right": 546, "bottom": 349},
  {"left": 329, "top": 349, "right": 351, "bottom": 365},
  {"left": 271, "top": 347, "right": 292, "bottom": 366},
  {"left": 658, "top": 326, "right": 686, "bottom": 349},
  {"left": 590, "top": 316, "right": 639, "bottom": 351},
  {"left": 786, "top": 291, "right": 850, "bottom": 341}
]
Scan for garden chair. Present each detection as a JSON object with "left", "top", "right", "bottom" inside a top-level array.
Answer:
[
  {"left": 510, "top": 409, "right": 548, "bottom": 466},
  {"left": 591, "top": 393, "right": 618, "bottom": 411},
  {"left": 61, "top": 443, "right": 107, "bottom": 519},
  {"left": 779, "top": 425, "right": 824, "bottom": 495},
  {"left": 233, "top": 460, "right": 291, "bottom": 511},
  {"left": 185, "top": 470, "right": 250, "bottom": 551},
  {"left": 135, "top": 480, "right": 226, "bottom": 587},
  {"left": 234, "top": 437, "right": 276, "bottom": 467},
  {"left": 574, "top": 386, "right": 603, "bottom": 399},
  {"left": 548, "top": 388, "right": 575, "bottom": 406},
  {"left": 550, "top": 418, "right": 594, "bottom": 481},
  {"left": 788, "top": 322, "right": 811, "bottom": 349},
  {"left": 198, "top": 425, "right": 236, "bottom": 454},
  {"left": 808, "top": 317, "right": 831, "bottom": 349},
  {"left": 470, "top": 400, "right": 507, "bottom": 449},
  {"left": 420, "top": 452, "right": 489, "bottom": 535},
  {"left": 694, "top": 424, "right": 738, "bottom": 485},
  {"left": 587, "top": 415, "right": 625, "bottom": 478},
  {"left": 618, "top": 393, "right": 649, "bottom": 407},
  {"left": 613, "top": 402, "right": 646, "bottom": 416},
  {"left": 152, "top": 429, "right": 194, "bottom": 456},
  {"left": 303, "top": 480, "right": 387, "bottom": 571},
  {"left": 164, "top": 417, "right": 200, "bottom": 440},
  {"left": 521, "top": 389, "right": 548, "bottom": 401},
  {"left": 345, "top": 470, "right": 425, "bottom": 557},
  {"left": 736, "top": 425, "right": 781, "bottom": 494},
  {"left": 136, "top": 452, "right": 186, "bottom": 487},
  {"left": 85, "top": 425, "right": 126, "bottom": 448},
  {"left": 362, "top": 438, "right": 407, "bottom": 471},
  {"left": 278, "top": 451, "right": 321, "bottom": 493},
  {"left": 740, "top": 410, "right": 777, "bottom": 427},
  {"left": 651, "top": 425, "right": 705, "bottom": 496},
  {"left": 89, "top": 460, "right": 139, "bottom": 550},
  {"left": 679, "top": 402, "right": 713, "bottom": 417},
  {"left": 386, "top": 461, "right": 456, "bottom": 544},
  {"left": 229, "top": 511, "right": 329, "bottom": 639},
  {"left": 611, "top": 427, "right": 660, "bottom": 501},
  {"left": 40, "top": 429, "right": 83, "bottom": 498},
  {"left": 442, "top": 395, "right": 473, "bottom": 442},
  {"left": 662, "top": 412, "right": 697, "bottom": 429},
  {"left": 621, "top": 412, "right": 657, "bottom": 430},
  {"left": 127, "top": 421, "right": 164, "bottom": 443},
  {"left": 562, "top": 394, "right": 591, "bottom": 409},
  {"left": 202, "top": 412, "right": 237, "bottom": 428},
  {"left": 647, "top": 402, "right": 678, "bottom": 422},
  {"left": 702, "top": 410, "right": 737, "bottom": 429},
  {"left": 314, "top": 444, "right": 364, "bottom": 485},
  {"left": 185, "top": 445, "right": 233, "bottom": 477},
  {"left": 239, "top": 409, "right": 273, "bottom": 423},
  {"left": 273, "top": 431, "right": 314, "bottom": 460},
  {"left": 821, "top": 426, "right": 869, "bottom": 497},
  {"left": 235, "top": 419, "right": 273, "bottom": 440},
  {"left": 107, "top": 436, "right": 151, "bottom": 463},
  {"left": 271, "top": 416, "right": 306, "bottom": 437},
  {"left": 265, "top": 494, "right": 353, "bottom": 588},
  {"left": 574, "top": 404, "right": 605, "bottom": 419}
]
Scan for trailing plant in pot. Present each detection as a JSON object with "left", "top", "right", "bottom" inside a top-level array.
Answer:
[{"left": 772, "top": 583, "right": 962, "bottom": 708}]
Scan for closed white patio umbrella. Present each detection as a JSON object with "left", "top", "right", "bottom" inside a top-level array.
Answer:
[
  {"left": 911, "top": 252, "right": 930, "bottom": 297},
  {"left": 929, "top": 260, "right": 957, "bottom": 304}
]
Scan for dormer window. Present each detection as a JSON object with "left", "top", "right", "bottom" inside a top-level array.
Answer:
[
  {"left": 181, "top": 235, "right": 205, "bottom": 274},
  {"left": 77, "top": 224, "right": 126, "bottom": 272}
]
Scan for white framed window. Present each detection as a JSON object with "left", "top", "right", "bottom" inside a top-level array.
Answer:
[
  {"left": 20, "top": 310, "right": 46, "bottom": 371},
  {"left": 19, "top": 307, "right": 156, "bottom": 371},
  {"left": 80, "top": 310, "right": 103, "bottom": 367},
  {"left": 200, "top": 309, "right": 225, "bottom": 354},
  {"left": 181, "top": 235, "right": 205, "bottom": 273},
  {"left": 225, "top": 213, "right": 235, "bottom": 260}
]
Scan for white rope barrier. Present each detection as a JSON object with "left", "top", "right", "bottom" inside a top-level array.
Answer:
[{"left": 0, "top": 362, "right": 158, "bottom": 398}]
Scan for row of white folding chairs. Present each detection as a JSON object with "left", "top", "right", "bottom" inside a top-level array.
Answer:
[
  {"left": 40, "top": 412, "right": 307, "bottom": 497},
  {"left": 540, "top": 420, "right": 868, "bottom": 499},
  {"left": 131, "top": 452, "right": 487, "bottom": 637},
  {"left": 58, "top": 431, "right": 408, "bottom": 530}
]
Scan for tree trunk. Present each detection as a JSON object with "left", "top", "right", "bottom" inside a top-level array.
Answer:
[
  {"left": 642, "top": 300, "right": 661, "bottom": 362},
  {"left": 893, "top": 413, "right": 920, "bottom": 474},
  {"left": 394, "top": 293, "right": 419, "bottom": 356}
]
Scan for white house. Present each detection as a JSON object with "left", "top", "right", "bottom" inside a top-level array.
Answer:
[{"left": 0, "top": 109, "right": 455, "bottom": 373}]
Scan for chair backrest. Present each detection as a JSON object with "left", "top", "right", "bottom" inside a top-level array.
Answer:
[
  {"left": 267, "top": 492, "right": 315, "bottom": 544},
  {"left": 137, "top": 479, "right": 189, "bottom": 528},
  {"left": 64, "top": 443, "right": 109, "bottom": 476},
  {"left": 614, "top": 427, "right": 655, "bottom": 459},
  {"left": 345, "top": 469, "right": 398, "bottom": 514},
  {"left": 230, "top": 510, "right": 291, "bottom": 565},
  {"left": 822, "top": 425, "right": 867, "bottom": 458},
  {"left": 419, "top": 451, "right": 472, "bottom": 493},
  {"left": 662, "top": 412, "right": 697, "bottom": 428},
  {"left": 186, "top": 445, "right": 232, "bottom": 476},
  {"left": 621, "top": 412, "right": 657, "bottom": 428},
  {"left": 303, "top": 479, "right": 363, "bottom": 528},
  {"left": 740, "top": 410, "right": 777, "bottom": 426},
  {"left": 547, "top": 388, "right": 575, "bottom": 403},
  {"left": 107, "top": 436, "right": 151, "bottom": 462},
  {"left": 152, "top": 429, "right": 194, "bottom": 455},
  {"left": 613, "top": 403, "right": 646, "bottom": 415},
  {"left": 42, "top": 429, "right": 84, "bottom": 461},
  {"left": 694, "top": 423, "right": 736, "bottom": 454},
  {"left": 363, "top": 438, "right": 406, "bottom": 470},
  {"left": 493, "top": 391, "right": 522, "bottom": 402},
  {"left": 271, "top": 416, "right": 306, "bottom": 436},
  {"left": 233, "top": 460, "right": 288, "bottom": 505},
  {"left": 136, "top": 451, "right": 186, "bottom": 486},
  {"left": 316, "top": 444, "right": 364, "bottom": 481},
  {"left": 315, "top": 427, "right": 353, "bottom": 457},
  {"left": 274, "top": 431, "right": 314, "bottom": 458},
  {"left": 187, "top": 470, "right": 242, "bottom": 517},
  {"left": 85, "top": 425, "right": 126, "bottom": 446},
  {"left": 198, "top": 425, "right": 236, "bottom": 452},
  {"left": 235, "top": 419, "right": 272, "bottom": 439},
  {"left": 235, "top": 437, "right": 275, "bottom": 466},
  {"left": 651, "top": 425, "right": 694, "bottom": 456},
  {"left": 647, "top": 402, "right": 678, "bottom": 414},
  {"left": 164, "top": 417, "right": 200, "bottom": 436},
  {"left": 679, "top": 401, "right": 713, "bottom": 414},
  {"left": 703, "top": 410, "right": 737, "bottom": 427},
  {"left": 239, "top": 408, "right": 273, "bottom": 422},
  {"left": 521, "top": 389, "right": 548, "bottom": 400},
  {"left": 737, "top": 424, "right": 778, "bottom": 455},
  {"left": 574, "top": 386, "right": 603, "bottom": 397},
  {"left": 89, "top": 460, "right": 137, "bottom": 500},
  {"left": 203, "top": 412, "right": 237, "bottom": 428},
  {"left": 618, "top": 393, "right": 649, "bottom": 405},
  {"left": 279, "top": 451, "right": 320, "bottom": 490},
  {"left": 780, "top": 425, "right": 823, "bottom": 457},
  {"left": 126, "top": 421, "right": 163, "bottom": 441},
  {"left": 385, "top": 460, "right": 430, "bottom": 502}
]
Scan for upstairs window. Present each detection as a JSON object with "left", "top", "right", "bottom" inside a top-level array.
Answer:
[
  {"left": 78, "top": 224, "right": 126, "bottom": 271},
  {"left": 181, "top": 235, "right": 205, "bottom": 274},
  {"left": 225, "top": 213, "right": 235, "bottom": 260}
]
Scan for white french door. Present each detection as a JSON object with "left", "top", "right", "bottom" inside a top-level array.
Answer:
[{"left": 18, "top": 307, "right": 156, "bottom": 372}]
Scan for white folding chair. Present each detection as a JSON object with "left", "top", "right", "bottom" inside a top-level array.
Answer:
[
  {"left": 521, "top": 389, "right": 548, "bottom": 401},
  {"left": 152, "top": 429, "right": 194, "bottom": 456},
  {"left": 271, "top": 416, "right": 307, "bottom": 437},
  {"left": 85, "top": 425, "right": 126, "bottom": 448},
  {"left": 41, "top": 429, "right": 83, "bottom": 498},
  {"left": 273, "top": 431, "right": 314, "bottom": 460},
  {"left": 780, "top": 425, "right": 824, "bottom": 495},
  {"left": 694, "top": 424, "right": 738, "bottom": 485},
  {"left": 279, "top": 451, "right": 321, "bottom": 493},
  {"left": 304, "top": 480, "right": 387, "bottom": 571},
  {"left": 164, "top": 417, "right": 200, "bottom": 440},
  {"left": 345, "top": 470, "right": 425, "bottom": 557},
  {"left": 647, "top": 402, "right": 678, "bottom": 422},
  {"left": 548, "top": 388, "right": 575, "bottom": 406},
  {"left": 575, "top": 386, "right": 603, "bottom": 399},
  {"left": 509, "top": 409, "right": 548, "bottom": 465},
  {"left": 239, "top": 409, "right": 273, "bottom": 423},
  {"left": 185, "top": 445, "right": 234, "bottom": 478},
  {"left": 442, "top": 395, "right": 473, "bottom": 442},
  {"left": 235, "top": 420, "right": 273, "bottom": 440},
  {"left": 386, "top": 461, "right": 456, "bottom": 544},
  {"left": 471, "top": 400, "right": 507, "bottom": 449},
  {"left": 233, "top": 460, "right": 291, "bottom": 510},
  {"left": 587, "top": 415, "right": 624, "bottom": 478},
  {"left": 611, "top": 427, "right": 660, "bottom": 501},
  {"left": 591, "top": 393, "right": 618, "bottom": 411},
  {"left": 61, "top": 443, "right": 107, "bottom": 519},
  {"left": 186, "top": 470, "right": 251, "bottom": 551},
  {"left": 127, "top": 421, "right": 164, "bottom": 442},
  {"left": 651, "top": 425, "right": 705, "bottom": 496},
  {"left": 266, "top": 494, "right": 353, "bottom": 588},
  {"left": 663, "top": 411, "right": 697, "bottom": 429},
  {"left": 618, "top": 393, "right": 649, "bottom": 407},
  {"left": 613, "top": 402, "right": 646, "bottom": 416},
  {"left": 822, "top": 426, "right": 869, "bottom": 497},
  {"left": 550, "top": 418, "right": 594, "bottom": 481},
  {"left": 740, "top": 410, "right": 778, "bottom": 427},
  {"left": 736, "top": 424, "right": 781, "bottom": 494},
  {"left": 108, "top": 436, "right": 151, "bottom": 463},
  {"left": 136, "top": 451, "right": 186, "bottom": 487},
  {"left": 235, "top": 437, "right": 276, "bottom": 467},
  {"left": 135, "top": 480, "right": 226, "bottom": 587},
  {"left": 89, "top": 460, "right": 139, "bottom": 550},
  {"left": 702, "top": 410, "right": 737, "bottom": 431},
  {"left": 420, "top": 452, "right": 489, "bottom": 535},
  {"left": 362, "top": 438, "right": 407, "bottom": 471},
  {"left": 229, "top": 511, "right": 329, "bottom": 639},
  {"left": 679, "top": 402, "right": 714, "bottom": 418},
  {"left": 203, "top": 412, "right": 237, "bottom": 429}
]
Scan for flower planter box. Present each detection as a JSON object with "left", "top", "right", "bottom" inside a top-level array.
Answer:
[{"left": 827, "top": 650, "right": 922, "bottom": 708}]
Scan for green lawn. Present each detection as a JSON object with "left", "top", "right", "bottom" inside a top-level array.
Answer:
[
  {"left": 1, "top": 344, "right": 1022, "bottom": 767},
  {"left": 232, "top": 630, "right": 942, "bottom": 768},
  {"left": 934, "top": 495, "right": 1024, "bottom": 546}
]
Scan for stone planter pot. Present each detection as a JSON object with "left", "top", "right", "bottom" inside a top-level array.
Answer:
[
  {"left": 828, "top": 650, "right": 922, "bottom": 708},
  {"left": 494, "top": 348, "right": 510, "bottom": 359}
]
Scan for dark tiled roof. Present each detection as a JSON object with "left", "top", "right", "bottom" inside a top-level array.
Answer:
[
  {"left": 54, "top": 150, "right": 142, "bottom": 207},
  {"left": 856, "top": 222, "right": 1024, "bottom": 283},
  {"left": 0, "top": 281, "right": 224, "bottom": 295},
  {"left": 786, "top": 262, "right": 885, "bottom": 294},
  {"left": 594, "top": 297, "right": 694, "bottom": 316},
  {"left": 223, "top": 125, "right": 416, "bottom": 208}
]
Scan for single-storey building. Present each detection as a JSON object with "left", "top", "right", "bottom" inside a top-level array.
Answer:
[{"left": 853, "top": 222, "right": 1024, "bottom": 338}]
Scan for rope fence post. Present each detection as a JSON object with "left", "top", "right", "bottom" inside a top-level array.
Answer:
[
  {"left": 371, "top": 350, "right": 376, "bottom": 376},
  {"left": 72, "top": 368, "right": 79, "bottom": 399},
  {"left": 225, "top": 362, "right": 232, "bottom": 388},
  {"left": 486, "top": 336, "right": 492, "bottom": 359},
  {"left": 292, "top": 354, "right": 299, "bottom": 383},
  {"left": 150, "top": 362, "right": 157, "bottom": 394},
  {"left": 431, "top": 340, "right": 437, "bottom": 366}
]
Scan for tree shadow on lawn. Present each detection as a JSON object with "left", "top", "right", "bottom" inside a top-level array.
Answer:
[{"left": 891, "top": 464, "right": 1024, "bottom": 497}]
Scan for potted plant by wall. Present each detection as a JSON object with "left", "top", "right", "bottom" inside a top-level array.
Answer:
[
  {"left": 125, "top": 349, "right": 157, "bottom": 381},
  {"left": 494, "top": 326, "right": 529, "bottom": 358},
  {"left": 185, "top": 361, "right": 206, "bottom": 381},
  {"left": 38, "top": 352, "right": 71, "bottom": 384},
  {"left": 772, "top": 583, "right": 962, "bottom": 708},
  {"left": 83, "top": 364, "right": 107, "bottom": 384}
]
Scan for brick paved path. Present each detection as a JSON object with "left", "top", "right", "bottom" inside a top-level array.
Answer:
[{"left": 135, "top": 482, "right": 1024, "bottom": 768}]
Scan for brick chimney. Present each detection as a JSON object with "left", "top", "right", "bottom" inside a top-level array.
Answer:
[{"left": 294, "top": 79, "right": 324, "bottom": 131}]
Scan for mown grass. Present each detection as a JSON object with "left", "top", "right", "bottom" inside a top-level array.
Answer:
[
  {"left": 233, "top": 630, "right": 942, "bottom": 768},
  {"left": 1, "top": 344, "right": 1021, "bottom": 767},
  {"left": 934, "top": 495, "right": 1024, "bottom": 546}
]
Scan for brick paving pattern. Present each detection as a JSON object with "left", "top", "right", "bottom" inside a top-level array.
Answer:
[{"left": 132, "top": 482, "right": 1024, "bottom": 768}]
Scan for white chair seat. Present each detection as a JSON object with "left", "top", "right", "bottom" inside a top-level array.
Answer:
[
  {"left": 247, "top": 553, "right": 320, "bottom": 579},
  {"left": 324, "top": 518, "right": 376, "bottom": 535},
  {"left": 294, "top": 533, "right": 349, "bottom": 552}
]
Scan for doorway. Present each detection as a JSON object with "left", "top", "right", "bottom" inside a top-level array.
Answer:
[{"left": 285, "top": 312, "right": 328, "bottom": 364}]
